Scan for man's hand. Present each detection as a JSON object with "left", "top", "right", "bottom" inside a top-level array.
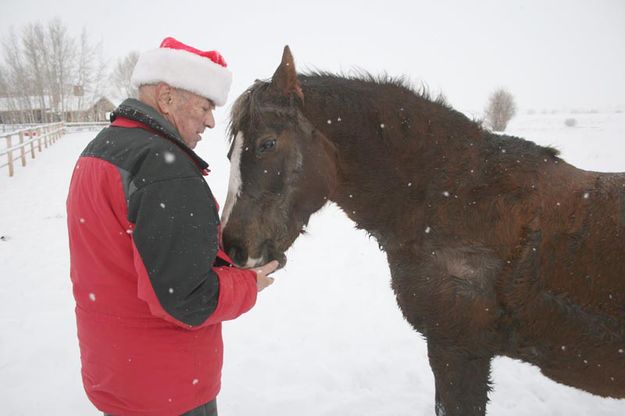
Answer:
[{"left": 253, "top": 260, "right": 279, "bottom": 292}]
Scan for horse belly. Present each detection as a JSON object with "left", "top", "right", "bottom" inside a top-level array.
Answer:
[
  {"left": 532, "top": 346, "right": 625, "bottom": 398},
  {"left": 508, "top": 291, "right": 625, "bottom": 398}
]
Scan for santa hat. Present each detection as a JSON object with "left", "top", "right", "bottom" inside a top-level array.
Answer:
[{"left": 131, "top": 37, "right": 232, "bottom": 106}]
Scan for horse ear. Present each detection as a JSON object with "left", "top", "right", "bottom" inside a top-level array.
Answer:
[{"left": 271, "top": 45, "right": 304, "bottom": 103}]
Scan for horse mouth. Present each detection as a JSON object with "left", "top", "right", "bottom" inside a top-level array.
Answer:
[
  {"left": 267, "top": 246, "right": 287, "bottom": 270},
  {"left": 228, "top": 240, "right": 287, "bottom": 270}
]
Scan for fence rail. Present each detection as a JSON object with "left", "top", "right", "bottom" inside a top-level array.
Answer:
[
  {"left": 0, "top": 123, "right": 41, "bottom": 134},
  {"left": 0, "top": 123, "right": 66, "bottom": 177},
  {"left": 65, "top": 121, "right": 109, "bottom": 133}
]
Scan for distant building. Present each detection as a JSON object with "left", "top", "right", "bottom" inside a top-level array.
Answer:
[{"left": 0, "top": 94, "right": 117, "bottom": 124}]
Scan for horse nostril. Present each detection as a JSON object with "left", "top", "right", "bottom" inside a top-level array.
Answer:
[{"left": 227, "top": 243, "right": 247, "bottom": 267}]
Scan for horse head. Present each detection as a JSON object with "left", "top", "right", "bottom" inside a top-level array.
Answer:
[{"left": 222, "top": 46, "right": 337, "bottom": 269}]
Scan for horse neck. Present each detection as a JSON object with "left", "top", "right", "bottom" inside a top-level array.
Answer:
[{"left": 300, "top": 77, "right": 482, "bottom": 245}]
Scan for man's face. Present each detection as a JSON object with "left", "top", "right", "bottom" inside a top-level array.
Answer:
[{"left": 168, "top": 89, "right": 215, "bottom": 149}]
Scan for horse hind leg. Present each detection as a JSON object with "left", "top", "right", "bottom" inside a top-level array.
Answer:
[{"left": 428, "top": 343, "right": 492, "bottom": 416}]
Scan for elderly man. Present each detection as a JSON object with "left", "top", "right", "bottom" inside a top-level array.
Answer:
[{"left": 67, "top": 37, "right": 277, "bottom": 416}]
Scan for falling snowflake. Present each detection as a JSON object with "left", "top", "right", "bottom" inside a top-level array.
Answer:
[
  {"left": 583, "top": 192, "right": 590, "bottom": 199},
  {"left": 89, "top": 293, "right": 96, "bottom": 302},
  {"left": 380, "top": 123, "right": 385, "bottom": 129},
  {"left": 169, "top": 288, "right": 174, "bottom": 294},
  {"left": 327, "top": 119, "right": 332, "bottom": 124},
  {"left": 192, "top": 379, "right": 199, "bottom": 385},
  {"left": 425, "top": 226, "right": 431, "bottom": 234},
  {"left": 160, "top": 203, "right": 166, "bottom": 209},
  {"left": 164, "top": 151, "right": 176, "bottom": 164},
  {"left": 442, "top": 191, "right": 450, "bottom": 197},
  {"left": 79, "top": 218, "right": 86, "bottom": 223}
]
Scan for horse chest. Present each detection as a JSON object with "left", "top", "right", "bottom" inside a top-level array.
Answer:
[{"left": 387, "top": 245, "right": 503, "bottom": 346}]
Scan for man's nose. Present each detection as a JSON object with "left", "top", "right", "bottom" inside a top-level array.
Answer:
[{"left": 205, "top": 110, "right": 215, "bottom": 129}]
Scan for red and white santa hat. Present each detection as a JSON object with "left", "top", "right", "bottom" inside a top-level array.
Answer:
[{"left": 131, "top": 37, "right": 232, "bottom": 106}]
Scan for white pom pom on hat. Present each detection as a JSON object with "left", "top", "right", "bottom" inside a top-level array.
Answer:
[{"left": 131, "top": 37, "right": 233, "bottom": 106}]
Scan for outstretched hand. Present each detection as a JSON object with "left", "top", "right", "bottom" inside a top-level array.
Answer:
[{"left": 253, "top": 260, "right": 279, "bottom": 292}]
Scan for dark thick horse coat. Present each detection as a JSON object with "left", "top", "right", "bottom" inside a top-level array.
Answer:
[{"left": 221, "top": 46, "right": 625, "bottom": 415}]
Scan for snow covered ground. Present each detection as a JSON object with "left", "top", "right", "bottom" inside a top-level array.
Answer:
[{"left": 1, "top": 111, "right": 624, "bottom": 415}]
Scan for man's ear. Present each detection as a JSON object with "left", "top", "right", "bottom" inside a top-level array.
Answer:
[{"left": 156, "top": 83, "right": 174, "bottom": 115}]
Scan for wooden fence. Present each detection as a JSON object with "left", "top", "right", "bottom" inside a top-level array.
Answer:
[{"left": 0, "top": 123, "right": 65, "bottom": 177}]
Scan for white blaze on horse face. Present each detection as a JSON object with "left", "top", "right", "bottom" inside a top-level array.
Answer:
[{"left": 221, "top": 131, "right": 244, "bottom": 228}]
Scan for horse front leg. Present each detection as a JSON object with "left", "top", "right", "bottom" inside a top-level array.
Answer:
[{"left": 427, "top": 342, "right": 492, "bottom": 416}]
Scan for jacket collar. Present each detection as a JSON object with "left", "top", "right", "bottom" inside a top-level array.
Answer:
[{"left": 110, "top": 98, "right": 210, "bottom": 172}]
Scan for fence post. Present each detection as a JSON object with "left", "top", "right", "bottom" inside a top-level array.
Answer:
[
  {"left": 19, "top": 131, "right": 26, "bottom": 167},
  {"left": 30, "top": 132, "right": 35, "bottom": 159},
  {"left": 43, "top": 126, "right": 49, "bottom": 148},
  {"left": 7, "top": 135, "right": 14, "bottom": 177}
]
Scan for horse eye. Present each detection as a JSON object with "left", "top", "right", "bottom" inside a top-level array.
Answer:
[{"left": 259, "top": 138, "right": 277, "bottom": 153}]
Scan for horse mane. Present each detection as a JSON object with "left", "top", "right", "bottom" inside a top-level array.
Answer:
[
  {"left": 227, "top": 71, "right": 448, "bottom": 143},
  {"left": 228, "top": 71, "right": 560, "bottom": 160},
  {"left": 301, "top": 70, "right": 450, "bottom": 106}
]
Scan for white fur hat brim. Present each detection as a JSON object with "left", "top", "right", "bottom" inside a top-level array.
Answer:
[{"left": 131, "top": 48, "right": 232, "bottom": 106}]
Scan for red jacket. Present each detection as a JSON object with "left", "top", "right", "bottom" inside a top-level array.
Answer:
[{"left": 67, "top": 99, "right": 257, "bottom": 415}]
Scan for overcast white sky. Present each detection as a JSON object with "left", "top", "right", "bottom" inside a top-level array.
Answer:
[{"left": 1, "top": 0, "right": 624, "bottom": 114}]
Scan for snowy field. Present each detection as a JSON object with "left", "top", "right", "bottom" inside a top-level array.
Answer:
[{"left": 1, "top": 111, "right": 625, "bottom": 415}]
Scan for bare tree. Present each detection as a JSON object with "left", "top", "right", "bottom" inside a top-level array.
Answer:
[
  {"left": 47, "top": 18, "right": 77, "bottom": 120},
  {"left": 75, "top": 29, "right": 108, "bottom": 121},
  {"left": 0, "top": 69, "right": 7, "bottom": 96},
  {"left": 1, "top": 28, "right": 35, "bottom": 123},
  {"left": 111, "top": 51, "right": 139, "bottom": 99},
  {"left": 1, "top": 18, "right": 107, "bottom": 123},
  {"left": 22, "top": 23, "right": 51, "bottom": 121},
  {"left": 484, "top": 88, "right": 516, "bottom": 132}
]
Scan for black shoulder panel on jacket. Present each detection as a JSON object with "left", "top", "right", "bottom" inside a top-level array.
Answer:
[{"left": 81, "top": 101, "right": 222, "bottom": 326}]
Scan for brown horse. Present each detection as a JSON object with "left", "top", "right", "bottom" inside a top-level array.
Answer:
[{"left": 221, "top": 46, "right": 625, "bottom": 415}]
